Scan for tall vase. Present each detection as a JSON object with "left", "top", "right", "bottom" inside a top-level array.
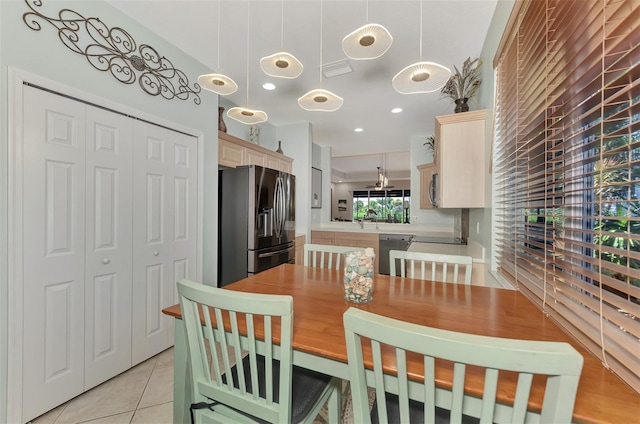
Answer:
[
  {"left": 454, "top": 98, "right": 469, "bottom": 113},
  {"left": 218, "top": 106, "right": 227, "bottom": 132},
  {"left": 276, "top": 140, "right": 284, "bottom": 154}
]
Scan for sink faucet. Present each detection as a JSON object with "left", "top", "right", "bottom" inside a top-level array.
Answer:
[{"left": 358, "top": 219, "right": 364, "bottom": 229}]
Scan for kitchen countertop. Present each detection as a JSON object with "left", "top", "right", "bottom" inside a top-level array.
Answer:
[{"left": 311, "top": 222, "right": 455, "bottom": 238}]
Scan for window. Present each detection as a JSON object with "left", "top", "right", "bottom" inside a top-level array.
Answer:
[
  {"left": 352, "top": 190, "right": 410, "bottom": 223},
  {"left": 494, "top": 0, "right": 639, "bottom": 392}
]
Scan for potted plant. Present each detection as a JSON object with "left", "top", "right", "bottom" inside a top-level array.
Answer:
[
  {"left": 441, "top": 57, "right": 482, "bottom": 113},
  {"left": 424, "top": 135, "right": 436, "bottom": 162}
]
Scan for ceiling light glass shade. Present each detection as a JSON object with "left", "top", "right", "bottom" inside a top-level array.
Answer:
[
  {"left": 226, "top": 107, "right": 268, "bottom": 124},
  {"left": 342, "top": 23, "right": 393, "bottom": 60},
  {"left": 392, "top": 61, "right": 451, "bottom": 94},
  {"left": 297, "top": 89, "right": 344, "bottom": 112},
  {"left": 197, "top": 73, "right": 238, "bottom": 96},
  {"left": 260, "top": 52, "right": 303, "bottom": 78}
]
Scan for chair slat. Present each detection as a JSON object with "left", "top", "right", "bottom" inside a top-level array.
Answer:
[
  {"left": 303, "top": 243, "right": 365, "bottom": 270},
  {"left": 389, "top": 250, "right": 473, "bottom": 284}
]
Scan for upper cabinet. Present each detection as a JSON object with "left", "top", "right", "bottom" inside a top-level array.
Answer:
[
  {"left": 218, "top": 131, "right": 293, "bottom": 173},
  {"left": 419, "top": 110, "right": 487, "bottom": 208}
]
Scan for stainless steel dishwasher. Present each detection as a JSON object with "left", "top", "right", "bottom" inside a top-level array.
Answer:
[{"left": 378, "top": 234, "right": 415, "bottom": 275}]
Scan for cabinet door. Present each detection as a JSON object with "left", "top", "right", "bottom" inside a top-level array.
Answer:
[
  {"left": 279, "top": 159, "right": 293, "bottom": 173},
  {"left": 418, "top": 163, "right": 437, "bottom": 209},
  {"left": 437, "top": 111, "right": 486, "bottom": 208},
  {"left": 132, "top": 122, "right": 198, "bottom": 365},
  {"left": 22, "top": 86, "right": 86, "bottom": 422},
  {"left": 267, "top": 155, "right": 280, "bottom": 171},
  {"left": 84, "top": 106, "right": 133, "bottom": 389},
  {"left": 246, "top": 149, "right": 266, "bottom": 167},
  {"left": 219, "top": 138, "right": 244, "bottom": 167}
]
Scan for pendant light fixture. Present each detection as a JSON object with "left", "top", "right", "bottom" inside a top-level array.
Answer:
[
  {"left": 197, "top": 0, "right": 238, "bottom": 96},
  {"left": 228, "top": 0, "right": 268, "bottom": 125},
  {"left": 260, "top": 0, "right": 303, "bottom": 79},
  {"left": 392, "top": 0, "right": 451, "bottom": 94},
  {"left": 342, "top": 0, "right": 393, "bottom": 60},
  {"left": 298, "top": 0, "right": 343, "bottom": 112}
]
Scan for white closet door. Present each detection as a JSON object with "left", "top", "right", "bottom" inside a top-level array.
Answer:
[
  {"left": 131, "top": 121, "right": 197, "bottom": 364},
  {"left": 84, "top": 106, "right": 134, "bottom": 389},
  {"left": 22, "top": 86, "right": 86, "bottom": 422}
]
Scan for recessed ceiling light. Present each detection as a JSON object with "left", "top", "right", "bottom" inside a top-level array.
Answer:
[
  {"left": 354, "top": 128, "right": 364, "bottom": 132},
  {"left": 391, "top": 107, "right": 403, "bottom": 113},
  {"left": 263, "top": 82, "right": 276, "bottom": 90}
]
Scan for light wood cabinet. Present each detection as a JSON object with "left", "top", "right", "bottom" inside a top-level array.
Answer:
[
  {"left": 417, "top": 162, "right": 437, "bottom": 209},
  {"left": 295, "top": 235, "right": 306, "bottom": 264},
  {"left": 311, "top": 231, "right": 380, "bottom": 273},
  {"left": 432, "top": 109, "right": 487, "bottom": 208},
  {"left": 218, "top": 131, "right": 293, "bottom": 173}
]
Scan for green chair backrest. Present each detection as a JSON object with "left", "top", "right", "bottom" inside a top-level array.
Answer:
[
  {"left": 177, "top": 279, "right": 294, "bottom": 423},
  {"left": 343, "top": 307, "right": 583, "bottom": 424},
  {"left": 389, "top": 250, "right": 473, "bottom": 284},
  {"left": 303, "top": 243, "right": 365, "bottom": 270}
]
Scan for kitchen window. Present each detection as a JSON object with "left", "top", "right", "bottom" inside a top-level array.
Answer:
[
  {"left": 494, "top": 0, "right": 639, "bottom": 392},
  {"left": 352, "top": 190, "right": 410, "bottom": 223}
]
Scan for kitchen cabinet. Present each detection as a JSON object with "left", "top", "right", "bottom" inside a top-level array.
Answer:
[
  {"left": 311, "top": 231, "right": 379, "bottom": 273},
  {"left": 417, "top": 162, "right": 437, "bottom": 209},
  {"left": 219, "top": 131, "right": 293, "bottom": 173},
  {"left": 419, "top": 110, "right": 487, "bottom": 208},
  {"left": 295, "top": 235, "right": 306, "bottom": 264}
]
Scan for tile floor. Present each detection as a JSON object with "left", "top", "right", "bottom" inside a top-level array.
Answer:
[
  {"left": 31, "top": 348, "right": 175, "bottom": 424},
  {"left": 30, "top": 346, "right": 365, "bottom": 424}
]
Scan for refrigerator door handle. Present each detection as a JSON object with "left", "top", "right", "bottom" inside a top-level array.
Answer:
[
  {"left": 258, "top": 246, "right": 294, "bottom": 258},
  {"left": 273, "top": 176, "right": 285, "bottom": 237}
]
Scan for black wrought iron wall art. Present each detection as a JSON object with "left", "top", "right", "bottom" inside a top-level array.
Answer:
[{"left": 23, "top": 0, "right": 201, "bottom": 105}]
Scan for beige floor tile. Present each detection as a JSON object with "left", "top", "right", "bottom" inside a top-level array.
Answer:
[
  {"left": 137, "top": 366, "right": 174, "bottom": 409},
  {"left": 30, "top": 402, "right": 67, "bottom": 424},
  {"left": 130, "top": 402, "right": 173, "bottom": 424},
  {"left": 122, "top": 356, "right": 157, "bottom": 378},
  {"left": 81, "top": 411, "right": 135, "bottom": 423},
  {"left": 53, "top": 369, "right": 149, "bottom": 424},
  {"left": 155, "top": 347, "right": 174, "bottom": 369}
]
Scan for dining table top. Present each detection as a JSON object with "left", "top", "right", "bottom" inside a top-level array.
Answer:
[{"left": 163, "top": 263, "right": 640, "bottom": 424}]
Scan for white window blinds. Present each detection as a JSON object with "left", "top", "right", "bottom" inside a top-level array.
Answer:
[{"left": 494, "top": 0, "right": 640, "bottom": 392}]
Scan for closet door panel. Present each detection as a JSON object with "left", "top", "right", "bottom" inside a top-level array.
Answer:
[
  {"left": 84, "top": 107, "right": 133, "bottom": 389},
  {"left": 132, "top": 122, "right": 197, "bottom": 364},
  {"left": 22, "top": 86, "right": 86, "bottom": 422}
]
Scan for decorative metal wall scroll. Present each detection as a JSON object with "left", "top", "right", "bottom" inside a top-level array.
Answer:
[{"left": 23, "top": 0, "right": 201, "bottom": 105}]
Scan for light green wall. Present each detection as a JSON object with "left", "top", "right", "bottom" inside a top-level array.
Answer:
[
  {"left": 470, "top": 0, "right": 516, "bottom": 271},
  {"left": 0, "top": 1, "right": 219, "bottom": 421}
]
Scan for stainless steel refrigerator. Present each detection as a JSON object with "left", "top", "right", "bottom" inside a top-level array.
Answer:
[{"left": 218, "top": 165, "right": 296, "bottom": 287}]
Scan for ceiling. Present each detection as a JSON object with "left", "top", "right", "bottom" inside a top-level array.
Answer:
[{"left": 105, "top": 0, "right": 497, "bottom": 181}]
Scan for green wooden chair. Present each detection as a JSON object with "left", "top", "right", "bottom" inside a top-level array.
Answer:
[
  {"left": 343, "top": 307, "right": 583, "bottom": 424},
  {"left": 177, "top": 279, "right": 341, "bottom": 423},
  {"left": 303, "top": 243, "right": 364, "bottom": 270},
  {"left": 389, "top": 250, "right": 473, "bottom": 284}
]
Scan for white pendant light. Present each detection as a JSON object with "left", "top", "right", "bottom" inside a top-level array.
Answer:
[
  {"left": 298, "top": 0, "right": 343, "bottom": 112},
  {"left": 228, "top": 0, "right": 268, "bottom": 125},
  {"left": 392, "top": 0, "right": 450, "bottom": 94},
  {"left": 260, "top": 0, "right": 303, "bottom": 79},
  {"left": 342, "top": 1, "right": 393, "bottom": 60},
  {"left": 197, "top": 0, "right": 238, "bottom": 96}
]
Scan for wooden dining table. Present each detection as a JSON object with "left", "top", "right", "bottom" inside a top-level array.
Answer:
[{"left": 162, "top": 264, "right": 639, "bottom": 423}]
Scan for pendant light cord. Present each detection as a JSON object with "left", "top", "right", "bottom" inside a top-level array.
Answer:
[
  {"left": 419, "top": 0, "right": 423, "bottom": 60},
  {"left": 245, "top": 0, "right": 250, "bottom": 106},
  {"left": 280, "top": 0, "right": 284, "bottom": 49},
  {"left": 319, "top": 0, "right": 323, "bottom": 86},
  {"left": 216, "top": 0, "right": 221, "bottom": 70}
]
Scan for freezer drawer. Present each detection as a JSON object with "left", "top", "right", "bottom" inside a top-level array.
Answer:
[{"left": 248, "top": 242, "right": 295, "bottom": 275}]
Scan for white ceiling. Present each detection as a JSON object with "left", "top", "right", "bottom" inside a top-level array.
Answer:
[{"left": 105, "top": 0, "right": 497, "bottom": 181}]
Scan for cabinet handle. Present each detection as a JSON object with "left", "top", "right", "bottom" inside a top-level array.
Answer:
[
  {"left": 153, "top": 250, "right": 159, "bottom": 256},
  {"left": 102, "top": 258, "right": 110, "bottom": 264}
]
